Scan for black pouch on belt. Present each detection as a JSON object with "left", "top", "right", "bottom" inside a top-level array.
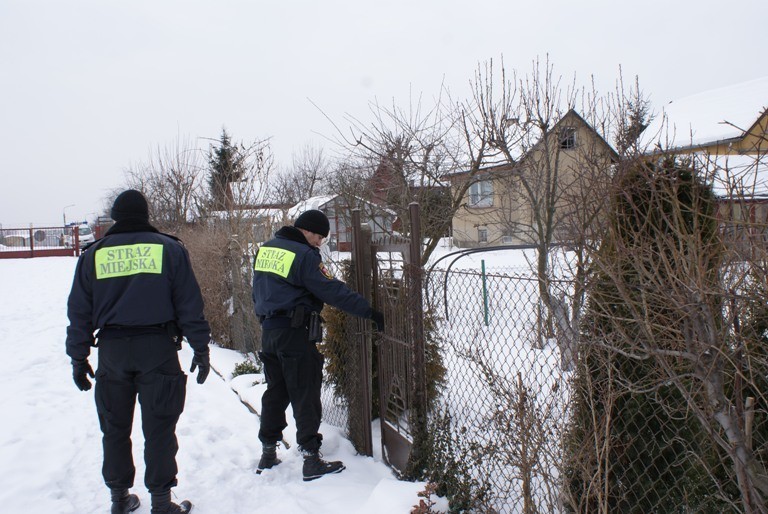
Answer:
[
  {"left": 309, "top": 311, "right": 323, "bottom": 343},
  {"left": 291, "top": 306, "right": 306, "bottom": 329},
  {"left": 308, "top": 311, "right": 323, "bottom": 343}
]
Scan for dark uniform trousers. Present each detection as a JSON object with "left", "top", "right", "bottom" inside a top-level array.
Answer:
[
  {"left": 258, "top": 324, "right": 324, "bottom": 452},
  {"left": 95, "top": 332, "right": 187, "bottom": 494}
]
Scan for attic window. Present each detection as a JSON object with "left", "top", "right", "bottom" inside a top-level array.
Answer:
[{"left": 559, "top": 127, "right": 576, "bottom": 150}]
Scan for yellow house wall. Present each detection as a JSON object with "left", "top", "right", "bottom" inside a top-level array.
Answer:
[{"left": 451, "top": 114, "right": 616, "bottom": 247}]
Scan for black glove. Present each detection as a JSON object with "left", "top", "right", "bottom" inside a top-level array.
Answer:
[
  {"left": 370, "top": 310, "right": 385, "bottom": 333},
  {"left": 190, "top": 351, "right": 210, "bottom": 384},
  {"left": 72, "top": 358, "right": 95, "bottom": 391}
]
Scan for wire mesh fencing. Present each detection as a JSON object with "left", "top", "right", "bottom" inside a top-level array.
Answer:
[
  {"left": 318, "top": 241, "right": 768, "bottom": 513},
  {"left": 423, "top": 256, "right": 768, "bottom": 513},
  {"left": 423, "top": 263, "right": 574, "bottom": 513}
]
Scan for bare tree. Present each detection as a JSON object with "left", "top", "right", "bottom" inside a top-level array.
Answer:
[
  {"left": 268, "top": 144, "right": 330, "bottom": 206},
  {"left": 611, "top": 73, "right": 651, "bottom": 157},
  {"left": 330, "top": 83, "right": 491, "bottom": 264},
  {"left": 466, "top": 57, "right": 626, "bottom": 348},
  {"left": 324, "top": 157, "right": 375, "bottom": 203},
  {"left": 196, "top": 133, "right": 274, "bottom": 353},
  {"left": 122, "top": 135, "right": 206, "bottom": 231}
]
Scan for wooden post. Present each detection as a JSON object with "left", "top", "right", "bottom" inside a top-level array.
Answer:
[
  {"left": 352, "top": 209, "right": 374, "bottom": 456},
  {"left": 408, "top": 202, "right": 428, "bottom": 466}
]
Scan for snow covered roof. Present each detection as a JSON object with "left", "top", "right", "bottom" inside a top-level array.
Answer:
[
  {"left": 694, "top": 153, "right": 768, "bottom": 198},
  {"left": 287, "top": 195, "right": 339, "bottom": 219},
  {"left": 288, "top": 195, "right": 396, "bottom": 219},
  {"left": 640, "top": 77, "right": 768, "bottom": 152},
  {"left": 208, "top": 207, "right": 285, "bottom": 223}
]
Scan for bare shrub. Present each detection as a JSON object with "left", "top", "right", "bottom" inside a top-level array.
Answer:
[{"left": 177, "top": 223, "right": 260, "bottom": 353}]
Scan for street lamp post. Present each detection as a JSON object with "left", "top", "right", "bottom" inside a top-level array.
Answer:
[{"left": 63, "top": 204, "right": 75, "bottom": 227}]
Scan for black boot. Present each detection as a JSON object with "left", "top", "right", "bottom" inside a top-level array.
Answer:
[
  {"left": 110, "top": 488, "right": 140, "bottom": 514},
  {"left": 301, "top": 450, "right": 345, "bottom": 481},
  {"left": 256, "top": 443, "right": 282, "bottom": 474},
  {"left": 150, "top": 490, "right": 192, "bottom": 514}
]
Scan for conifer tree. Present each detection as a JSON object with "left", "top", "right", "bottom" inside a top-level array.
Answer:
[
  {"left": 565, "top": 157, "right": 730, "bottom": 512},
  {"left": 207, "top": 128, "right": 244, "bottom": 210}
]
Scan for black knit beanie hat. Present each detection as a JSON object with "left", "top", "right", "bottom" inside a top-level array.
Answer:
[
  {"left": 111, "top": 189, "right": 149, "bottom": 222},
  {"left": 294, "top": 209, "right": 330, "bottom": 237}
]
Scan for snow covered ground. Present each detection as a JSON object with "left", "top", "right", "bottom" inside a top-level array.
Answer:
[{"left": 0, "top": 257, "right": 447, "bottom": 514}]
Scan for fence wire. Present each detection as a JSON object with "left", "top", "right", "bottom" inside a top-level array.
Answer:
[
  {"left": 319, "top": 244, "right": 768, "bottom": 513},
  {"left": 424, "top": 258, "right": 768, "bottom": 513},
  {"left": 424, "top": 263, "right": 573, "bottom": 514}
]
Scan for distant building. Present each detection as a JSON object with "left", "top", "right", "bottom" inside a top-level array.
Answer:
[
  {"left": 449, "top": 109, "right": 618, "bottom": 247},
  {"left": 206, "top": 204, "right": 290, "bottom": 243},
  {"left": 640, "top": 77, "right": 768, "bottom": 252},
  {"left": 289, "top": 195, "right": 396, "bottom": 251}
]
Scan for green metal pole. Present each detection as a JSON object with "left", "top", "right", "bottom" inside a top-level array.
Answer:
[{"left": 481, "top": 259, "right": 489, "bottom": 326}]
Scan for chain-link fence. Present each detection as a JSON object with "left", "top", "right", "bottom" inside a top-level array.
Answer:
[
  {"left": 423, "top": 259, "right": 574, "bottom": 513},
  {"left": 421, "top": 249, "right": 768, "bottom": 513},
  {"left": 318, "top": 236, "right": 768, "bottom": 513}
]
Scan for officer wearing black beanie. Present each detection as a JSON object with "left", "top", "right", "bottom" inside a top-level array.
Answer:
[
  {"left": 293, "top": 209, "right": 330, "bottom": 238},
  {"left": 66, "top": 189, "right": 210, "bottom": 514},
  {"left": 110, "top": 189, "right": 150, "bottom": 222},
  {"left": 252, "top": 209, "right": 385, "bottom": 481}
]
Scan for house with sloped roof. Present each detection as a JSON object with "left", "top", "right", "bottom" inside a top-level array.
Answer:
[
  {"left": 289, "top": 195, "right": 396, "bottom": 251},
  {"left": 449, "top": 109, "right": 619, "bottom": 247},
  {"left": 207, "top": 203, "right": 291, "bottom": 243},
  {"left": 640, "top": 76, "right": 767, "bottom": 156},
  {"left": 640, "top": 77, "right": 768, "bottom": 252}
]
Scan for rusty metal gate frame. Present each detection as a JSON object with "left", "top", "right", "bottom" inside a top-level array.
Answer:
[
  {"left": 351, "top": 203, "right": 427, "bottom": 474},
  {"left": 0, "top": 226, "right": 81, "bottom": 259}
]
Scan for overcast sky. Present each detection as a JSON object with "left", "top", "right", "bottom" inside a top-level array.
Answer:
[{"left": 1, "top": 0, "right": 765, "bottom": 226}]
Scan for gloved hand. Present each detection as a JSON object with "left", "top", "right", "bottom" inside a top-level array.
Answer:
[
  {"left": 190, "top": 351, "right": 210, "bottom": 384},
  {"left": 72, "top": 358, "right": 95, "bottom": 391},
  {"left": 370, "top": 309, "right": 385, "bottom": 333}
]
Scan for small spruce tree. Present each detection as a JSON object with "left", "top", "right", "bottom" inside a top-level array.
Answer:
[
  {"left": 564, "top": 157, "right": 730, "bottom": 512},
  {"left": 207, "top": 128, "right": 244, "bottom": 211}
]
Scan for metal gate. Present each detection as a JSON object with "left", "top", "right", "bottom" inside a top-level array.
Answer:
[
  {"left": 350, "top": 203, "right": 428, "bottom": 475},
  {"left": 0, "top": 226, "right": 81, "bottom": 259}
]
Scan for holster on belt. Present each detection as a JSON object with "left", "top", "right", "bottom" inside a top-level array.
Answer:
[
  {"left": 166, "top": 321, "right": 183, "bottom": 350},
  {"left": 308, "top": 311, "right": 323, "bottom": 343}
]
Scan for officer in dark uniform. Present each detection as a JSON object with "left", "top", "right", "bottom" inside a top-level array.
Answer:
[
  {"left": 66, "top": 190, "right": 211, "bottom": 514},
  {"left": 252, "top": 209, "right": 384, "bottom": 481}
]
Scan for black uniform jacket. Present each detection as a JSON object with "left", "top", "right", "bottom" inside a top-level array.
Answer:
[
  {"left": 66, "top": 231, "right": 211, "bottom": 361},
  {"left": 252, "top": 226, "right": 372, "bottom": 319}
]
